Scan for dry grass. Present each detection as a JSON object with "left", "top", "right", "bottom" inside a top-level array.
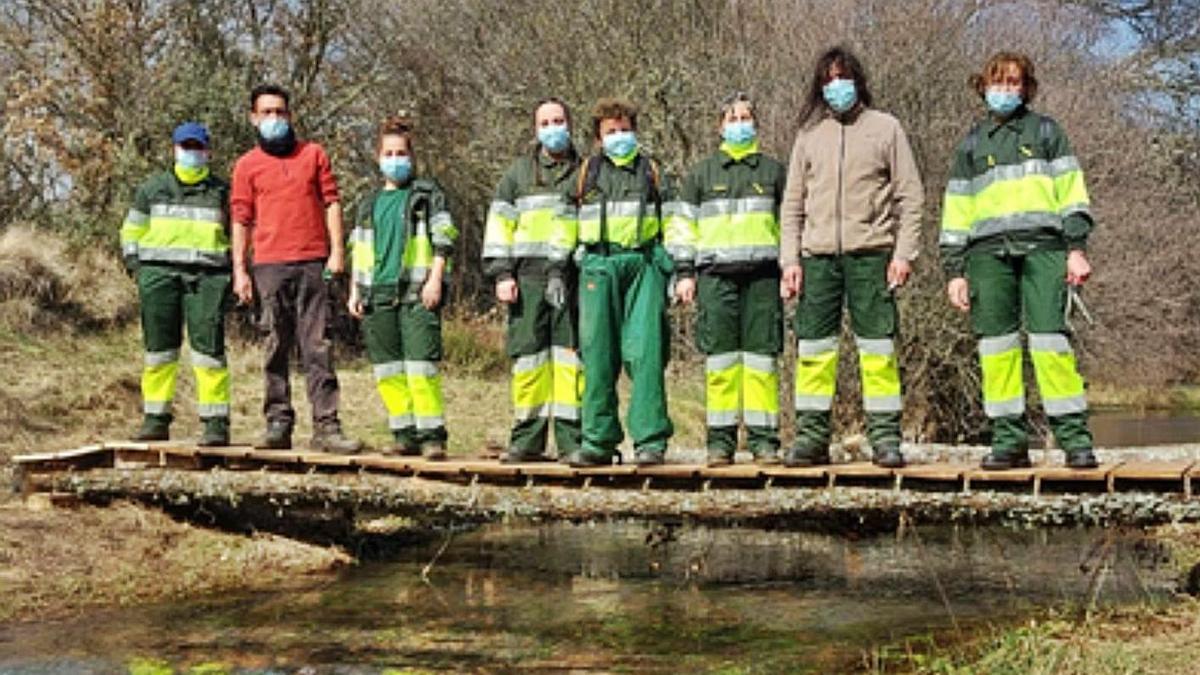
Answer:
[{"left": 0, "top": 500, "right": 350, "bottom": 623}]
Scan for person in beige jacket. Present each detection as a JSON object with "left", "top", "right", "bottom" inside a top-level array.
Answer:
[{"left": 779, "top": 46, "right": 924, "bottom": 469}]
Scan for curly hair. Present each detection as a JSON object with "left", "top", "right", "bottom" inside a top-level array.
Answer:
[
  {"left": 970, "top": 52, "right": 1039, "bottom": 103},
  {"left": 376, "top": 114, "right": 414, "bottom": 154},
  {"left": 590, "top": 98, "right": 639, "bottom": 139}
]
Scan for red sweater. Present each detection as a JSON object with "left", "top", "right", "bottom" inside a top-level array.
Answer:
[{"left": 230, "top": 141, "right": 340, "bottom": 264}]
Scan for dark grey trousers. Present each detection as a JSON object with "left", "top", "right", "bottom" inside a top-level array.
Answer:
[{"left": 253, "top": 259, "right": 340, "bottom": 429}]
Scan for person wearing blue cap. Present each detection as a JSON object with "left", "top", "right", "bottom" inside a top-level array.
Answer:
[{"left": 119, "top": 121, "right": 233, "bottom": 446}]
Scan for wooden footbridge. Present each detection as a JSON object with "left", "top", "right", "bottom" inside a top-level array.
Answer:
[{"left": 14, "top": 442, "right": 1199, "bottom": 498}]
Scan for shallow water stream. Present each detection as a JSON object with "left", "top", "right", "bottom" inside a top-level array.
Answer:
[{"left": 0, "top": 520, "right": 1182, "bottom": 673}]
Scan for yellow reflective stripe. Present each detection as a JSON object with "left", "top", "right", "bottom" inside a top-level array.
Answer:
[
  {"left": 858, "top": 349, "right": 901, "bottom": 412},
  {"left": 706, "top": 352, "right": 742, "bottom": 426},
  {"left": 551, "top": 346, "right": 582, "bottom": 419},
  {"left": 794, "top": 340, "right": 838, "bottom": 410},
  {"left": 1053, "top": 169, "right": 1090, "bottom": 215},
  {"left": 350, "top": 228, "right": 376, "bottom": 286},
  {"left": 193, "top": 363, "right": 230, "bottom": 407},
  {"left": 407, "top": 360, "right": 444, "bottom": 429},
  {"left": 979, "top": 333, "right": 1024, "bottom": 418},
  {"left": 577, "top": 200, "right": 661, "bottom": 247},
  {"left": 512, "top": 202, "right": 575, "bottom": 260},
  {"left": 121, "top": 209, "right": 150, "bottom": 248},
  {"left": 484, "top": 200, "right": 517, "bottom": 259},
  {"left": 663, "top": 201, "right": 698, "bottom": 262},
  {"left": 403, "top": 236, "right": 433, "bottom": 270},
  {"left": 142, "top": 361, "right": 178, "bottom": 413},
  {"left": 430, "top": 211, "right": 457, "bottom": 248},
  {"left": 971, "top": 174, "right": 1057, "bottom": 224},
  {"left": 742, "top": 352, "right": 779, "bottom": 425},
  {"left": 940, "top": 192, "right": 974, "bottom": 235},
  {"left": 140, "top": 216, "right": 229, "bottom": 254},
  {"left": 513, "top": 349, "right": 553, "bottom": 414},
  {"left": 1029, "top": 333, "right": 1087, "bottom": 414},
  {"left": 376, "top": 369, "right": 414, "bottom": 420}
]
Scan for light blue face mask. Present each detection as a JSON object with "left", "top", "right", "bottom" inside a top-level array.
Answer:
[
  {"left": 985, "top": 89, "right": 1022, "bottom": 116},
  {"left": 722, "top": 121, "right": 757, "bottom": 145},
  {"left": 537, "top": 124, "right": 571, "bottom": 153},
  {"left": 822, "top": 78, "right": 858, "bottom": 114},
  {"left": 174, "top": 148, "right": 208, "bottom": 169},
  {"left": 379, "top": 156, "right": 412, "bottom": 183},
  {"left": 602, "top": 130, "right": 638, "bottom": 160},
  {"left": 258, "top": 117, "right": 291, "bottom": 141}
]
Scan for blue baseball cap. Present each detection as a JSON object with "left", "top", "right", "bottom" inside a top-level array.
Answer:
[{"left": 172, "top": 122, "right": 210, "bottom": 146}]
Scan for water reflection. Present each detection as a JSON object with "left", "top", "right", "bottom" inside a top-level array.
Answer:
[{"left": 0, "top": 522, "right": 1179, "bottom": 673}]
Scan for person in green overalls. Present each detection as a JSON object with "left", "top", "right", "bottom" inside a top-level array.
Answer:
[
  {"left": 348, "top": 116, "right": 459, "bottom": 460},
  {"left": 567, "top": 98, "right": 679, "bottom": 467}
]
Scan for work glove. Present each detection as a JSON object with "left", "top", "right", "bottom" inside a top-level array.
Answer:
[{"left": 545, "top": 275, "right": 567, "bottom": 310}]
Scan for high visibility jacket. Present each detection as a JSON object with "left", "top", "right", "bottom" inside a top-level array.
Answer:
[
  {"left": 120, "top": 170, "right": 230, "bottom": 268},
  {"left": 574, "top": 153, "right": 680, "bottom": 250},
  {"left": 350, "top": 178, "right": 457, "bottom": 303},
  {"left": 939, "top": 108, "right": 1093, "bottom": 277},
  {"left": 666, "top": 146, "right": 786, "bottom": 275},
  {"left": 483, "top": 150, "right": 580, "bottom": 280}
]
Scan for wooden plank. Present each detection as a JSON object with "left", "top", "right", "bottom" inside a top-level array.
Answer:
[
  {"left": 760, "top": 465, "right": 829, "bottom": 480},
  {"left": 1111, "top": 461, "right": 1194, "bottom": 481},
  {"left": 13, "top": 445, "right": 108, "bottom": 464},
  {"left": 896, "top": 463, "right": 972, "bottom": 482},
  {"left": 1031, "top": 462, "right": 1122, "bottom": 483},
  {"left": 297, "top": 452, "right": 358, "bottom": 468},
  {"left": 354, "top": 455, "right": 419, "bottom": 474},
  {"left": 964, "top": 466, "right": 1039, "bottom": 484},
  {"left": 826, "top": 462, "right": 894, "bottom": 479},
  {"left": 575, "top": 464, "right": 639, "bottom": 477},
  {"left": 698, "top": 464, "right": 766, "bottom": 480},
  {"left": 509, "top": 462, "right": 579, "bottom": 479},
  {"left": 243, "top": 449, "right": 307, "bottom": 464},
  {"left": 635, "top": 464, "right": 704, "bottom": 479}
]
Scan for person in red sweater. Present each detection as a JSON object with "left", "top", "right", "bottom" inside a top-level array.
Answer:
[{"left": 230, "top": 84, "right": 362, "bottom": 453}]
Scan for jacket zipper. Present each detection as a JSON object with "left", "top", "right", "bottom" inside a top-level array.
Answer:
[{"left": 836, "top": 123, "right": 845, "bottom": 255}]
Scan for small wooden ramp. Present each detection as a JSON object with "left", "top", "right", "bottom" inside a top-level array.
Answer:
[{"left": 10, "top": 443, "right": 1198, "bottom": 498}]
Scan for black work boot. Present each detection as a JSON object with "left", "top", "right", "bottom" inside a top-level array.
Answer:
[
  {"left": 310, "top": 424, "right": 363, "bottom": 454},
  {"left": 255, "top": 421, "right": 293, "bottom": 450},
  {"left": 784, "top": 445, "right": 830, "bottom": 468},
  {"left": 634, "top": 448, "right": 666, "bottom": 466},
  {"left": 561, "top": 449, "right": 612, "bottom": 468},
  {"left": 420, "top": 441, "right": 447, "bottom": 461},
  {"left": 132, "top": 414, "right": 171, "bottom": 442},
  {"left": 705, "top": 448, "right": 734, "bottom": 467},
  {"left": 1065, "top": 448, "right": 1099, "bottom": 469},
  {"left": 872, "top": 446, "right": 906, "bottom": 469},
  {"left": 500, "top": 449, "right": 552, "bottom": 464},
  {"left": 980, "top": 449, "right": 1032, "bottom": 471},
  {"left": 753, "top": 450, "right": 783, "bottom": 466},
  {"left": 198, "top": 417, "right": 230, "bottom": 447}
]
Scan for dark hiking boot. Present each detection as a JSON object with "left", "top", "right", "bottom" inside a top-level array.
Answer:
[
  {"left": 420, "top": 441, "right": 447, "bottom": 461},
  {"left": 872, "top": 447, "right": 906, "bottom": 469},
  {"left": 980, "top": 450, "right": 1032, "bottom": 471},
  {"left": 784, "top": 446, "right": 830, "bottom": 468},
  {"left": 384, "top": 441, "right": 421, "bottom": 457},
  {"left": 310, "top": 425, "right": 363, "bottom": 454},
  {"left": 634, "top": 448, "right": 665, "bottom": 466},
  {"left": 561, "top": 450, "right": 611, "bottom": 468},
  {"left": 500, "top": 449, "right": 552, "bottom": 464},
  {"left": 706, "top": 449, "right": 733, "bottom": 467},
  {"left": 198, "top": 417, "right": 230, "bottom": 447},
  {"left": 255, "top": 422, "right": 293, "bottom": 450},
  {"left": 131, "top": 414, "right": 170, "bottom": 442},
  {"left": 1065, "top": 448, "right": 1099, "bottom": 469}
]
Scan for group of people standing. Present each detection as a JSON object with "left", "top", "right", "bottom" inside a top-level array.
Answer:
[{"left": 122, "top": 47, "right": 1099, "bottom": 473}]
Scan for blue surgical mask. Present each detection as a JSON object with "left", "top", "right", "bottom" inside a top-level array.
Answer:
[
  {"left": 722, "top": 121, "right": 757, "bottom": 145},
  {"left": 985, "top": 89, "right": 1022, "bottom": 116},
  {"left": 174, "top": 148, "right": 208, "bottom": 169},
  {"left": 379, "top": 156, "right": 412, "bottom": 183},
  {"left": 602, "top": 131, "right": 637, "bottom": 160},
  {"left": 537, "top": 124, "right": 571, "bottom": 153},
  {"left": 822, "top": 78, "right": 858, "bottom": 114},
  {"left": 258, "top": 117, "right": 290, "bottom": 141}
]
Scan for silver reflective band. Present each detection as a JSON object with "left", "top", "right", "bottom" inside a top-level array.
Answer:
[
  {"left": 144, "top": 400, "right": 172, "bottom": 414},
  {"left": 482, "top": 243, "right": 512, "bottom": 259},
  {"left": 672, "top": 202, "right": 699, "bottom": 220},
  {"left": 145, "top": 350, "right": 180, "bottom": 366},
  {"left": 197, "top": 403, "right": 230, "bottom": 417},
  {"left": 192, "top": 352, "right": 227, "bottom": 369},
  {"left": 515, "top": 194, "right": 564, "bottom": 213},
  {"left": 796, "top": 337, "right": 838, "bottom": 357},
  {"left": 1044, "top": 395, "right": 1087, "bottom": 416},
  {"left": 122, "top": 243, "right": 139, "bottom": 256},
  {"left": 696, "top": 246, "right": 779, "bottom": 265},
  {"left": 389, "top": 414, "right": 415, "bottom": 430},
  {"left": 513, "top": 350, "right": 550, "bottom": 374},
  {"left": 487, "top": 201, "right": 519, "bottom": 221},
  {"left": 794, "top": 394, "right": 833, "bottom": 411},
  {"left": 374, "top": 361, "right": 407, "bottom": 380},
  {"left": 430, "top": 211, "right": 453, "bottom": 229},
  {"left": 938, "top": 230, "right": 969, "bottom": 246},
  {"left": 512, "top": 242, "right": 573, "bottom": 259},
  {"left": 742, "top": 352, "right": 777, "bottom": 373},
  {"left": 578, "top": 204, "right": 602, "bottom": 221},
  {"left": 150, "top": 204, "right": 223, "bottom": 223},
  {"left": 855, "top": 336, "right": 895, "bottom": 356},
  {"left": 742, "top": 410, "right": 779, "bottom": 429},
  {"left": 951, "top": 156, "right": 1083, "bottom": 197},
  {"left": 406, "top": 266, "right": 429, "bottom": 283},
  {"left": 978, "top": 333, "right": 1021, "bottom": 356},
  {"left": 405, "top": 360, "right": 440, "bottom": 378},
  {"left": 551, "top": 346, "right": 580, "bottom": 368},
  {"left": 125, "top": 209, "right": 149, "bottom": 225},
  {"left": 984, "top": 397, "right": 1026, "bottom": 418},
  {"left": 706, "top": 352, "right": 741, "bottom": 372},
  {"left": 1028, "top": 333, "right": 1072, "bottom": 353},
  {"left": 350, "top": 228, "right": 373, "bottom": 244},
  {"left": 551, "top": 402, "right": 580, "bottom": 420},
  {"left": 863, "top": 395, "right": 902, "bottom": 412},
  {"left": 514, "top": 404, "right": 550, "bottom": 421},
  {"left": 415, "top": 414, "right": 445, "bottom": 430},
  {"left": 666, "top": 245, "right": 697, "bottom": 262},
  {"left": 1060, "top": 202, "right": 1091, "bottom": 218},
  {"left": 603, "top": 200, "right": 647, "bottom": 218},
  {"left": 698, "top": 196, "right": 776, "bottom": 219},
  {"left": 138, "top": 247, "right": 230, "bottom": 266},
  {"left": 973, "top": 211, "right": 1062, "bottom": 239},
  {"left": 706, "top": 410, "right": 740, "bottom": 426},
  {"left": 353, "top": 271, "right": 373, "bottom": 286}
]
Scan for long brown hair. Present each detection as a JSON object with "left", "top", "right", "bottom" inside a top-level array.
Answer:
[
  {"left": 531, "top": 97, "right": 578, "bottom": 186},
  {"left": 797, "top": 46, "right": 873, "bottom": 129}
]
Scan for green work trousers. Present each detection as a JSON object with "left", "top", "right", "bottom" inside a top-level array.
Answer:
[
  {"left": 967, "top": 249, "right": 1091, "bottom": 453},
  {"left": 506, "top": 275, "right": 582, "bottom": 455},
  {"left": 137, "top": 264, "right": 231, "bottom": 422},
  {"left": 362, "top": 286, "right": 446, "bottom": 446},
  {"left": 792, "top": 252, "right": 901, "bottom": 454},
  {"left": 578, "top": 245, "right": 673, "bottom": 458},
  {"left": 696, "top": 268, "right": 782, "bottom": 456}
]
